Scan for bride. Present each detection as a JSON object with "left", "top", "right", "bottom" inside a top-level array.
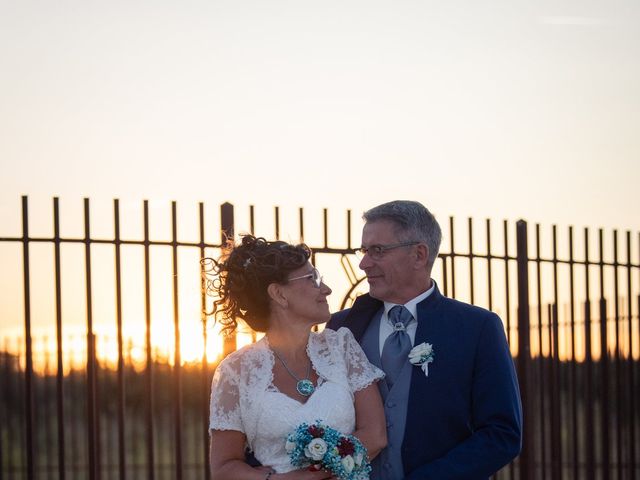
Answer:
[{"left": 206, "top": 235, "right": 387, "bottom": 480}]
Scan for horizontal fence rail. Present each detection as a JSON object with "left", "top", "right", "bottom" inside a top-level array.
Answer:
[{"left": 0, "top": 196, "right": 639, "bottom": 480}]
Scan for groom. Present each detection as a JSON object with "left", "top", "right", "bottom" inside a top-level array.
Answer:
[{"left": 327, "top": 200, "right": 522, "bottom": 480}]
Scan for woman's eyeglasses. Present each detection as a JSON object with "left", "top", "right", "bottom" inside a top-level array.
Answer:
[
  {"left": 354, "top": 241, "right": 419, "bottom": 261},
  {"left": 288, "top": 268, "right": 323, "bottom": 288}
]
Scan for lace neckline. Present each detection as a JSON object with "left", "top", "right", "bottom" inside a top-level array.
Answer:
[{"left": 261, "top": 333, "right": 325, "bottom": 404}]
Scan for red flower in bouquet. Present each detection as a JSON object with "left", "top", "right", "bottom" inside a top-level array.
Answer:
[
  {"left": 308, "top": 425, "right": 325, "bottom": 438},
  {"left": 337, "top": 438, "right": 355, "bottom": 457}
]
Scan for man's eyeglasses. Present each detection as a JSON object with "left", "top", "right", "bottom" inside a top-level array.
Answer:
[
  {"left": 354, "top": 241, "right": 420, "bottom": 261},
  {"left": 288, "top": 267, "right": 323, "bottom": 288}
]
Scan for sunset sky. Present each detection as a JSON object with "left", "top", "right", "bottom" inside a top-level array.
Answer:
[{"left": 1, "top": 0, "right": 639, "bottom": 361}]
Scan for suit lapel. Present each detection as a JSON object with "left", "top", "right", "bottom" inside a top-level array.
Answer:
[
  {"left": 413, "top": 282, "right": 442, "bottom": 346},
  {"left": 408, "top": 289, "right": 439, "bottom": 403}
]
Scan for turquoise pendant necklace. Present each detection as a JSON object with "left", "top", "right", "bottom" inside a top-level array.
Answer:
[{"left": 272, "top": 348, "right": 315, "bottom": 397}]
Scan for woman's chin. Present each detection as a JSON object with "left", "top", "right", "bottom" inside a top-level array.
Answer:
[{"left": 313, "top": 311, "right": 331, "bottom": 325}]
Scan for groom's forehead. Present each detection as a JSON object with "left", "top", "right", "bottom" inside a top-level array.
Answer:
[{"left": 362, "top": 220, "right": 404, "bottom": 242}]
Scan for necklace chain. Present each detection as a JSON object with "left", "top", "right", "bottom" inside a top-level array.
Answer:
[
  {"left": 271, "top": 348, "right": 315, "bottom": 396},
  {"left": 271, "top": 348, "right": 311, "bottom": 381}
]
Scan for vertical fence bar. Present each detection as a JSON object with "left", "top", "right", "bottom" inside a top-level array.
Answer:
[
  {"left": 486, "top": 220, "right": 493, "bottom": 311},
  {"left": 171, "top": 202, "right": 184, "bottom": 480},
  {"left": 599, "top": 228, "right": 610, "bottom": 479},
  {"left": 299, "top": 208, "right": 305, "bottom": 242},
  {"left": 516, "top": 220, "right": 532, "bottom": 480},
  {"left": 584, "top": 228, "right": 595, "bottom": 480},
  {"left": 505, "top": 219, "right": 514, "bottom": 480},
  {"left": 468, "top": 218, "right": 475, "bottom": 305},
  {"left": 199, "top": 202, "right": 211, "bottom": 480},
  {"left": 613, "top": 230, "right": 622, "bottom": 480},
  {"left": 550, "top": 225, "right": 562, "bottom": 480},
  {"left": 21, "top": 196, "right": 35, "bottom": 480},
  {"left": 441, "top": 253, "right": 448, "bottom": 298},
  {"left": 143, "top": 201, "right": 155, "bottom": 480},
  {"left": 625, "top": 231, "right": 636, "bottom": 480},
  {"left": 535, "top": 224, "right": 546, "bottom": 480},
  {"left": 568, "top": 227, "right": 579, "bottom": 478},
  {"left": 546, "top": 302, "right": 554, "bottom": 479},
  {"left": 449, "top": 217, "right": 455, "bottom": 299},
  {"left": 503, "top": 220, "right": 511, "bottom": 346},
  {"left": 250, "top": 205, "right": 255, "bottom": 235},
  {"left": 323, "top": 209, "right": 328, "bottom": 249},
  {"left": 221, "top": 202, "right": 234, "bottom": 244},
  {"left": 113, "top": 200, "right": 126, "bottom": 480},
  {"left": 83, "top": 198, "right": 98, "bottom": 480},
  {"left": 53, "top": 198, "right": 66, "bottom": 480},
  {"left": 220, "top": 203, "right": 236, "bottom": 358},
  {"left": 637, "top": 232, "right": 640, "bottom": 479}
]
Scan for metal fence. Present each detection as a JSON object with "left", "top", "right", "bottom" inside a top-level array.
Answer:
[{"left": 0, "top": 196, "right": 639, "bottom": 480}]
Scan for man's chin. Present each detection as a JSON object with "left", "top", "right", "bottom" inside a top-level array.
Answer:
[{"left": 367, "top": 283, "right": 385, "bottom": 301}]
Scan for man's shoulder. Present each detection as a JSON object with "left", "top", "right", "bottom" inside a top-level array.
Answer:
[
  {"left": 438, "top": 294, "right": 494, "bottom": 314},
  {"left": 435, "top": 294, "right": 502, "bottom": 325},
  {"left": 327, "top": 308, "right": 351, "bottom": 331}
]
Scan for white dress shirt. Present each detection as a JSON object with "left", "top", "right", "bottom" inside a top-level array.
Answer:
[{"left": 378, "top": 282, "right": 436, "bottom": 355}]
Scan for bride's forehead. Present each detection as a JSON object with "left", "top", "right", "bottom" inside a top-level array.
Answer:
[{"left": 289, "top": 262, "right": 314, "bottom": 275}]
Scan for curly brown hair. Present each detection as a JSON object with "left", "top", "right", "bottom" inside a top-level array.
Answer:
[{"left": 202, "top": 235, "right": 311, "bottom": 334}]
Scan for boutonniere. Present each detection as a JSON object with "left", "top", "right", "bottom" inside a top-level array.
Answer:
[{"left": 408, "top": 342, "right": 434, "bottom": 377}]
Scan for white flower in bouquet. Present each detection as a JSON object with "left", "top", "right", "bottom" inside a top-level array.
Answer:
[
  {"left": 305, "top": 438, "right": 328, "bottom": 461},
  {"left": 341, "top": 455, "right": 355, "bottom": 473}
]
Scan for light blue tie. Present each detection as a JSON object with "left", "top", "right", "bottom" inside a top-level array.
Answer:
[{"left": 381, "top": 305, "right": 413, "bottom": 388}]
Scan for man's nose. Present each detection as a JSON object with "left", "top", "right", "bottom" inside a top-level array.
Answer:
[{"left": 358, "top": 253, "right": 372, "bottom": 270}]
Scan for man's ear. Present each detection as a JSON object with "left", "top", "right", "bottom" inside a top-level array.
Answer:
[
  {"left": 267, "top": 282, "right": 288, "bottom": 309},
  {"left": 415, "top": 243, "right": 429, "bottom": 268}
]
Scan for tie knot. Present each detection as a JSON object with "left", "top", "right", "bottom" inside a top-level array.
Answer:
[{"left": 388, "top": 305, "right": 412, "bottom": 331}]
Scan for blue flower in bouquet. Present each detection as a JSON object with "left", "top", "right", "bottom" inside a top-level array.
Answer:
[{"left": 286, "top": 421, "right": 371, "bottom": 480}]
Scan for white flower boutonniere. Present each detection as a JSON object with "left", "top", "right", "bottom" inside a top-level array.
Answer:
[{"left": 408, "top": 342, "right": 434, "bottom": 377}]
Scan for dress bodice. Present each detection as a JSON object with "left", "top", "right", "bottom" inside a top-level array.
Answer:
[
  {"left": 254, "top": 380, "right": 356, "bottom": 472},
  {"left": 209, "top": 327, "right": 384, "bottom": 473}
]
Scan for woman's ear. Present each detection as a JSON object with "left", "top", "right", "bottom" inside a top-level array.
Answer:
[{"left": 267, "top": 282, "right": 288, "bottom": 309}]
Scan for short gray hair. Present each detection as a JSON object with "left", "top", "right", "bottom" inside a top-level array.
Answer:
[{"left": 363, "top": 200, "right": 442, "bottom": 269}]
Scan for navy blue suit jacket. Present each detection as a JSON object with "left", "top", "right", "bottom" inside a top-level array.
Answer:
[{"left": 326, "top": 285, "right": 522, "bottom": 479}]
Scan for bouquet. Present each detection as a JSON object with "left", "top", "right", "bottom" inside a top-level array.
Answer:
[{"left": 285, "top": 421, "right": 371, "bottom": 480}]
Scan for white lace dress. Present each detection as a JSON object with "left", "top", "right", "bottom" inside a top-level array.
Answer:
[{"left": 209, "top": 327, "right": 384, "bottom": 473}]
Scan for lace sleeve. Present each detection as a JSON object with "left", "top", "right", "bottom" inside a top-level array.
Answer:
[
  {"left": 336, "top": 327, "right": 385, "bottom": 393},
  {"left": 209, "top": 355, "right": 244, "bottom": 433}
]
